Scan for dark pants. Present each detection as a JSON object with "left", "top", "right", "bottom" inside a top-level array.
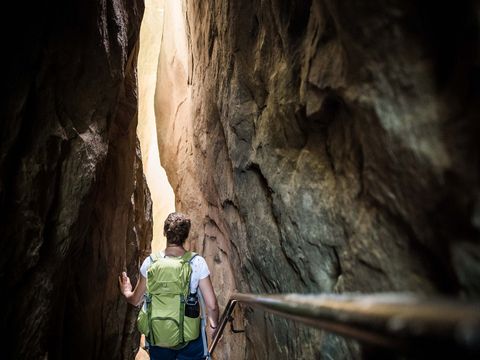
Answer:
[{"left": 148, "top": 336, "right": 206, "bottom": 360}]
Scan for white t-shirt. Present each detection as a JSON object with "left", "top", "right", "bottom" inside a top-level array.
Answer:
[{"left": 140, "top": 252, "right": 210, "bottom": 294}]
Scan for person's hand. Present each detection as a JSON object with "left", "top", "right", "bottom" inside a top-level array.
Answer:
[
  {"left": 207, "top": 323, "right": 222, "bottom": 344},
  {"left": 207, "top": 325, "right": 215, "bottom": 343},
  {"left": 206, "top": 324, "right": 216, "bottom": 341},
  {"left": 118, "top": 271, "right": 132, "bottom": 296}
]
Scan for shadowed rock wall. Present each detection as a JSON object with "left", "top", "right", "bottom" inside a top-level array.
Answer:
[
  {"left": 156, "top": 0, "right": 480, "bottom": 359},
  {"left": 0, "top": 1, "right": 151, "bottom": 359}
]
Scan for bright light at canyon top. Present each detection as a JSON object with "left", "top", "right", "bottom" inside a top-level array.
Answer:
[{"left": 137, "top": 0, "right": 175, "bottom": 252}]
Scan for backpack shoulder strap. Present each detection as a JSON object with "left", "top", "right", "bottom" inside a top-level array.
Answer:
[
  {"left": 149, "top": 252, "right": 168, "bottom": 266},
  {"left": 149, "top": 252, "right": 160, "bottom": 263},
  {"left": 180, "top": 251, "right": 198, "bottom": 263},
  {"left": 189, "top": 252, "right": 198, "bottom": 264},
  {"left": 180, "top": 252, "right": 199, "bottom": 299}
]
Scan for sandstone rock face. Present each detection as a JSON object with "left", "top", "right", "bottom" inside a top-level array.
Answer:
[
  {"left": 0, "top": 1, "right": 151, "bottom": 359},
  {"left": 137, "top": 0, "right": 175, "bottom": 252},
  {"left": 156, "top": 1, "right": 480, "bottom": 359},
  {"left": 154, "top": 2, "right": 245, "bottom": 357}
]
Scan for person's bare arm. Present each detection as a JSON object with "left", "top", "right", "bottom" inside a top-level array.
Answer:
[
  {"left": 199, "top": 276, "right": 219, "bottom": 338},
  {"left": 119, "top": 272, "right": 146, "bottom": 306}
]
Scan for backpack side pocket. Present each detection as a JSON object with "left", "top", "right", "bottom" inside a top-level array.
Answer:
[{"left": 137, "top": 306, "right": 149, "bottom": 337}]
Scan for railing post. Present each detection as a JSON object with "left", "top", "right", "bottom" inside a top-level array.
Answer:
[{"left": 208, "top": 299, "right": 238, "bottom": 354}]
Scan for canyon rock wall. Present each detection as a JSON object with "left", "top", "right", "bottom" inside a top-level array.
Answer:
[
  {"left": 156, "top": 0, "right": 480, "bottom": 359},
  {"left": 154, "top": 2, "right": 245, "bottom": 357},
  {"left": 0, "top": 1, "right": 151, "bottom": 359}
]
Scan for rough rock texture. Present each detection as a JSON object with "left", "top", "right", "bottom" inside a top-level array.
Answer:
[
  {"left": 153, "top": 2, "right": 245, "bottom": 358},
  {"left": 156, "top": 0, "right": 480, "bottom": 359},
  {"left": 0, "top": 1, "right": 151, "bottom": 359}
]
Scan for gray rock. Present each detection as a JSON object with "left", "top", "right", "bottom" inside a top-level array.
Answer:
[{"left": 156, "top": 0, "right": 480, "bottom": 358}]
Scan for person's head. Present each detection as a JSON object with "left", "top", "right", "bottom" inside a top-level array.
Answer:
[{"left": 164, "top": 212, "right": 191, "bottom": 246}]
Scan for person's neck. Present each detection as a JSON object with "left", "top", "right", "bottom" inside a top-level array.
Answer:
[{"left": 164, "top": 244, "right": 186, "bottom": 257}]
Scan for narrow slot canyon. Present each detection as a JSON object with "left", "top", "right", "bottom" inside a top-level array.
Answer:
[
  {"left": 1, "top": 1, "right": 479, "bottom": 360},
  {"left": 137, "top": 0, "right": 174, "bottom": 254}
]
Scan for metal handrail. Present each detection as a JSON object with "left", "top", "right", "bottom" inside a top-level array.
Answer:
[{"left": 209, "top": 292, "right": 480, "bottom": 356}]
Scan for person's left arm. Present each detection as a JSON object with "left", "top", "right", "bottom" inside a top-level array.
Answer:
[{"left": 119, "top": 272, "right": 146, "bottom": 306}]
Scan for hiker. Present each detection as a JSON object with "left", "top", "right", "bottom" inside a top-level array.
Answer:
[{"left": 119, "top": 212, "right": 219, "bottom": 360}]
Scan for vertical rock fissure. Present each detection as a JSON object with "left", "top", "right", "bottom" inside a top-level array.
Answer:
[{"left": 2, "top": 0, "right": 478, "bottom": 359}]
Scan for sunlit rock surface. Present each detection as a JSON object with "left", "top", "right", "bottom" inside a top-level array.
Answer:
[
  {"left": 137, "top": 0, "right": 174, "bottom": 252},
  {"left": 0, "top": 1, "right": 151, "bottom": 359},
  {"left": 154, "top": 1, "right": 244, "bottom": 358},
  {"left": 156, "top": 1, "right": 480, "bottom": 359}
]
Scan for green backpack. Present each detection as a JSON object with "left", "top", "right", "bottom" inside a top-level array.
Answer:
[{"left": 137, "top": 251, "right": 201, "bottom": 348}]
